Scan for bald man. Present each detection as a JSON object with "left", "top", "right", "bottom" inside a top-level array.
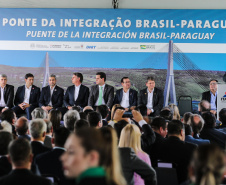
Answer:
[{"left": 15, "top": 117, "right": 30, "bottom": 141}]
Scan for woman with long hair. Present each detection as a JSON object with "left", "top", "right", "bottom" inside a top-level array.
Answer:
[
  {"left": 48, "top": 109, "right": 62, "bottom": 131},
  {"left": 169, "top": 104, "right": 181, "bottom": 120}
]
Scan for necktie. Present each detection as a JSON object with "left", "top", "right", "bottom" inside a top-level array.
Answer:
[{"left": 98, "top": 86, "right": 103, "bottom": 105}]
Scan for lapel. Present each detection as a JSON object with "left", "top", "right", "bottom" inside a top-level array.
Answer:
[
  {"left": 152, "top": 88, "right": 157, "bottom": 105},
  {"left": 76, "top": 84, "right": 82, "bottom": 102},
  {"left": 144, "top": 88, "right": 148, "bottom": 105},
  {"left": 94, "top": 85, "right": 99, "bottom": 102},
  {"left": 72, "top": 85, "right": 75, "bottom": 102},
  {"left": 22, "top": 85, "right": 25, "bottom": 101},
  {"left": 119, "top": 88, "right": 123, "bottom": 102},
  {"left": 3, "top": 84, "right": 7, "bottom": 102},
  {"left": 129, "top": 89, "right": 133, "bottom": 105},
  {"left": 29, "top": 85, "right": 34, "bottom": 102},
  {"left": 103, "top": 84, "right": 108, "bottom": 101},
  {"left": 47, "top": 86, "right": 51, "bottom": 103}
]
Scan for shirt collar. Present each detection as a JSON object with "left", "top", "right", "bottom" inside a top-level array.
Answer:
[
  {"left": 99, "top": 84, "right": 105, "bottom": 88},
  {"left": 123, "top": 88, "right": 130, "bottom": 93},
  {"left": 75, "top": 84, "right": 81, "bottom": 88},
  {"left": 25, "top": 85, "right": 32, "bottom": 90},
  {"left": 50, "top": 85, "right": 56, "bottom": 90},
  {"left": 0, "top": 85, "right": 6, "bottom": 90},
  {"left": 53, "top": 146, "right": 66, "bottom": 151},
  {"left": 147, "top": 88, "right": 154, "bottom": 93}
]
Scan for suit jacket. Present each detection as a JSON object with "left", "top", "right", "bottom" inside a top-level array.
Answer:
[
  {"left": 88, "top": 84, "right": 114, "bottom": 108},
  {"left": 113, "top": 88, "right": 138, "bottom": 108},
  {"left": 119, "top": 147, "right": 157, "bottom": 185},
  {"left": 31, "top": 141, "right": 51, "bottom": 159},
  {"left": 138, "top": 87, "right": 164, "bottom": 114},
  {"left": 63, "top": 84, "right": 89, "bottom": 108},
  {"left": 0, "top": 169, "right": 51, "bottom": 185},
  {"left": 14, "top": 85, "right": 40, "bottom": 107},
  {"left": 202, "top": 90, "right": 217, "bottom": 108},
  {"left": 0, "top": 156, "right": 11, "bottom": 177},
  {"left": 185, "top": 135, "right": 210, "bottom": 146},
  {"left": 158, "top": 136, "right": 197, "bottom": 184},
  {"left": 44, "top": 136, "right": 52, "bottom": 149},
  {"left": 39, "top": 85, "right": 64, "bottom": 108},
  {"left": 0, "top": 84, "right": 14, "bottom": 108}
]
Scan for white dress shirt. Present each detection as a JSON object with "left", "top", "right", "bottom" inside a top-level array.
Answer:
[
  {"left": 24, "top": 85, "right": 32, "bottom": 104},
  {"left": 121, "top": 89, "right": 130, "bottom": 108},
  {"left": 49, "top": 85, "right": 56, "bottom": 106},
  {"left": 95, "top": 84, "right": 106, "bottom": 106},
  {"left": 0, "top": 86, "right": 6, "bottom": 107},
  {"left": 74, "top": 84, "right": 81, "bottom": 102},
  {"left": 146, "top": 88, "right": 154, "bottom": 112}
]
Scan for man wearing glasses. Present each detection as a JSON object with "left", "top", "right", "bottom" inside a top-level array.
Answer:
[{"left": 202, "top": 79, "right": 218, "bottom": 115}]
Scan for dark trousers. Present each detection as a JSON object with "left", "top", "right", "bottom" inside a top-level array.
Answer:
[{"left": 12, "top": 105, "right": 36, "bottom": 120}]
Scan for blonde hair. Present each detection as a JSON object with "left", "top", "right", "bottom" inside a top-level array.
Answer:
[
  {"left": 169, "top": 104, "right": 180, "bottom": 120},
  {"left": 111, "top": 104, "right": 121, "bottom": 120},
  {"left": 118, "top": 124, "right": 143, "bottom": 154}
]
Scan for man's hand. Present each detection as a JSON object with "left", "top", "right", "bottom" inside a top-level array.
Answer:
[
  {"left": 23, "top": 103, "right": 30, "bottom": 109},
  {"left": 125, "top": 108, "right": 129, "bottom": 111},
  {"left": 19, "top": 103, "right": 25, "bottom": 110},
  {"left": 129, "top": 106, "right": 136, "bottom": 111},
  {"left": 113, "top": 109, "right": 125, "bottom": 122},
  {"left": 147, "top": 109, "right": 152, "bottom": 115},
  {"left": 1, "top": 108, "right": 8, "bottom": 112},
  {"left": 132, "top": 110, "right": 144, "bottom": 123},
  {"left": 46, "top": 106, "right": 53, "bottom": 111},
  {"left": 210, "top": 110, "right": 217, "bottom": 115}
]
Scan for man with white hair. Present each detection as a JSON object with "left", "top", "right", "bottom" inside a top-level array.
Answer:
[
  {"left": 63, "top": 110, "right": 80, "bottom": 132},
  {"left": 31, "top": 108, "right": 47, "bottom": 120},
  {"left": 0, "top": 74, "right": 14, "bottom": 113}
]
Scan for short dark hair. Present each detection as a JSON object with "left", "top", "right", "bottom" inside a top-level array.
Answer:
[
  {"left": 8, "top": 138, "right": 31, "bottom": 166},
  {"left": 96, "top": 105, "right": 109, "bottom": 119},
  {"left": 0, "top": 131, "right": 13, "bottom": 155},
  {"left": 25, "top": 73, "right": 34, "bottom": 79},
  {"left": 219, "top": 108, "right": 226, "bottom": 125},
  {"left": 183, "top": 112, "right": 193, "bottom": 124},
  {"left": 135, "top": 105, "right": 147, "bottom": 116},
  {"left": 209, "top": 79, "right": 218, "bottom": 84},
  {"left": 184, "top": 124, "right": 193, "bottom": 136},
  {"left": 96, "top": 72, "right": 106, "bottom": 82},
  {"left": 168, "top": 120, "right": 184, "bottom": 135},
  {"left": 151, "top": 117, "right": 167, "bottom": 130},
  {"left": 73, "top": 72, "right": 83, "bottom": 83},
  {"left": 16, "top": 117, "right": 29, "bottom": 135},
  {"left": 202, "top": 111, "right": 216, "bottom": 128},
  {"left": 79, "top": 112, "right": 87, "bottom": 120},
  {"left": 1, "top": 109, "right": 15, "bottom": 124},
  {"left": 160, "top": 108, "right": 173, "bottom": 121},
  {"left": 114, "top": 120, "right": 129, "bottom": 140},
  {"left": 121, "top": 77, "right": 129, "bottom": 83},
  {"left": 87, "top": 112, "right": 102, "bottom": 127},
  {"left": 84, "top": 109, "right": 94, "bottom": 117},
  {"left": 146, "top": 76, "right": 155, "bottom": 83},
  {"left": 74, "top": 119, "right": 90, "bottom": 130},
  {"left": 72, "top": 106, "right": 82, "bottom": 113},
  {"left": 54, "top": 127, "right": 70, "bottom": 147}
]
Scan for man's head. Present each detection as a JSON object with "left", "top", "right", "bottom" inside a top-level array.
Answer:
[
  {"left": 209, "top": 79, "right": 218, "bottom": 94},
  {"left": 1, "top": 109, "right": 16, "bottom": 124},
  {"left": 151, "top": 117, "right": 168, "bottom": 138},
  {"left": 83, "top": 106, "right": 94, "bottom": 112},
  {"left": 24, "top": 73, "right": 34, "bottom": 87},
  {"left": 167, "top": 120, "right": 185, "bottom": 141},
  {"left": 160, "top": 108, "right": 173, "bottom": 121},
  {"left": 44, "top": 119, "right": 53, "bottom": 135},
  {"left": 29, "top": 119, "right": 47, "bottom": 141},
  {"left": 87, "top": 111, "right": 102, "bottom": 128},
  {"left": 202, "top": 111, "right": 216, "bottom": 128},
  {"left": 0, "top": 74, "right": 7, "bottom": 88},
  {"left": 64, "top": 110, "right": 80, "bottom": 132},
  {"left": 183, "top": 112, "right": 193, "bottom": 124},
  {"left": 72, "top": 72, "right": 83, "bottom": 85},
  {"left": 49, "top": 74, "right": 56, "bottom": 87},
  {"left": 74, "top": 119, "right": 90, "bottom": 130},
  {"left": 0, "top": 131, "right": 13, "bottom": 155},
  {"left": 121, "top": 77, "right": 131, "bottom": 90},
  {"left": 15, "top": 117, "right": 29, "bottom": 136},
  {"left": 96, "top": 72, "right": 106, "bottom": 85},
  {"left": 53, "top": 127, "right": 70, "bottom": 148},
  {"left": 219, "top": 108, "right": 226, "bottom": 125},
  {"left": 146, "top": 76, "right": 155, "bottom": 92},
  {"left": 96, "top": 105, "right": 109, "bottom": 120},
  {"left": 187, "top": 114, "right": 204, "bottom": 135},
  {"left": 31, "top": 107, "right": 47, "bottom": 119},
  {"left": 8, "top": 138, "right": 32, "bottom": 169},
  {"left": 198, "top": 100, "right": 211, "bottom": 112}
]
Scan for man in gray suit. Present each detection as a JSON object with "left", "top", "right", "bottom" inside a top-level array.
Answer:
[{"left": 88, "top": 72, "right": 114, "bottom": 109}]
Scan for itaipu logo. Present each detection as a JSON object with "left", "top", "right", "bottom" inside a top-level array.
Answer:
[
  {"left": 140, "top": 45, "right": 155, "bottom": 49},
  {"left": 221, "top": 92, "right": 226, "bottom": 102}
]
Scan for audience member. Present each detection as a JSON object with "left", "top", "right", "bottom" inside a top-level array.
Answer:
[
  {"left": 187, "top": 114, "right": 205, "bottom": 139},
  {"left": 96, "top": 105, "right": 109, "bottom": 126},
  {"left": 83, "top": 106, "right": 93, "bottom": 112},
  {"left": 119, "top": 124, "right": 152, "bottom": 185},
  {"left": 217, "top": 108, "right": 226, "bottom": 130},
  {"left": 15, "top": 116, "right": 30, "bottom": 141},
  {"left": 182, "top": 112, "right": 193, "bottom": 124},
  {"left": 200, "top": 111, "right": 226, "bottom": 149},
  {"left": 31, "top": 107, "right": 47, "bottom": 119},
  {"left": 74, "top": 119, "right": 90, "bottom": 130},
  {"left": 49, "top": 109, "right": 62, "bottom": 131},
  {"left": 79, "top": 112, "right": 87, "bottom": 120},
  {"left": 114, "top": 120, "right": 129, "bottom": 142},
  {"left": 43, "top": 119, "right": 53, "bottom": 149},
  {"left": 159, "top": 107, "right": 173, "bottom": 121},
  {"left": 135, "top": 104, "right": 151, "bottom": 124},
  {"left": 71, "top": 106, "right": 81, "bottom": 112},
  {"left": 63, "top": 110, "right": 80, "bottom": 132},
  {"left": 87, "top": 111, "right": 102, "bottom": 128},
  {"left": 111, "top": 104, "right": 121, "bottom": 120},
  {"left": 0, "top": 132, "right": 13, "bottom": 177},
  {"left": 168, "top": 104, "right": 180, "bottom": 120},
  {"left": 1, "top": 109, "right": 16, "bottom": 135},
  {"left": 198, "top": 100, "right": 211, "bottom": 113},
  {"left": 189, "top": 144, "right": 225, "bottom": 185},
  {"left": 0, "top": 138, "right": 51, "bottom": 185},
  {"left": 0, "top": 121, "right": 12, "bottom": 133}
]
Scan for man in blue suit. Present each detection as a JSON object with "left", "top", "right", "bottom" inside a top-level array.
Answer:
[
  {"left": 113, "top": 77, "right": 138, "bottom": 111},
  {"left": 12, "top": 73, "right": 40, "bottom": 120},
  {"left": 39, "top": 74, "right": 64, "bottom": 112}
]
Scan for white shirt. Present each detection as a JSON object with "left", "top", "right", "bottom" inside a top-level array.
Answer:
[
  {"left": 121, "top": 89, "right": 130, "bottom": 108},
  {"left": 24, "top": 85, "right": 32, "bottom": 104},
  {"left": 0, "top": 86, "right": 6, "bottom": 107},
  {"left": 146, "top": 88, "right": 154, "bottom": 112},
  {"left": 95, "top": 84, "right": 106, "bottom": 106},
  {"left": 74, "top": 84, "right": 81, "bottom": 101},
  {"left": 49, "top": 85, "right": 56, "bottom": 106}
]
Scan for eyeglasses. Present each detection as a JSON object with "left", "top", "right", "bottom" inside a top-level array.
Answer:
[{"left": 210, "top": 83, "right": 217, "bottom": 86}]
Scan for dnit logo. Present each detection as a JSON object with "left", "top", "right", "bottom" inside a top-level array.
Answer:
[
  {"left": 86, "top": 46, "right": 96, "bottom": 49},
  {"left": 221, "top": 92, "right": 226, "bottom": 102}
]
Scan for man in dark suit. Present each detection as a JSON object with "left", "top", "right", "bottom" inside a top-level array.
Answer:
[
  {"left": 0, "top": 74, "right": 14, "bottom": 113},
  {"left": 39, "top": 74, "right": 64, "bottom": 112},
  {"left": 158, "top": 120, "right": 197, "bottom": 184},
  {"left": 0, "top": 138, "right": 51, "bottom": 185},
  {"left": 36, "top": 127, "right": 73, "bottom": 185},
  {"left": 202, "top": 79, "right": 218, "bottom": 115},
  {"left": 113, "top": 77, "right": 138, "bottom": 111},
  {"left": 138, "top": 76, "right": 164, "bottom": 117},
  {"left": 13, "top": 73, "right": 40, "bottom": 120},
  {"left": 88, "top": 72, "right": 114, "bottom": 109}
]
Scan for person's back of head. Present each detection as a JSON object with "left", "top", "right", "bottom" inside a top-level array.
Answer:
[
  {"left": 72, "top": 106, "right": 81, "bottom": 112},
  {"left": 29, "top": 119, "right": 47, "bottom": 141},
  {"left": 199, "top": 100, "right": 211, "bottom": 112},
  {"left": 0, "top": 121, "right": 12, "bottom": 133},
  {"left": 1, "top": 109, "right": 15, "bottom": 124},
  {"left": 44, "top": 119, "right": 52, "bottom": 134},
  {"left": 202, "top": 111, "right": 216, "bottom": 128},
  {"left": 31, "top": 108, "right": 47, "bottom": 119},
  {"left": 187, "top": 114, "right": 204, "bottom": 135},
  {"left": 184, "top": 124, "right": 193, "bottom": 136},
  {"left": 168, "top": 104, "right": 180, "bottom": 120},
  {"left": 87, "top": 111, "right": 102, "bottom": 128},
  {"left": 0, "top": 131, "right": 13, "bottom": 155},
  {"left": 8, "top": 138, "right": 32, "bottom": 168},
  {"left": 160, "top": 108, "right": 173, "bottom": 121},
  {"left": 219, "top": 108, "right": 226, "bottom": 125},
  {"left": 15, "top": 117, "right": 29, "bottom": 136},
  {"left": 96, "top": 105, "right": 109, "bottom": 120},
  {"left": 63, "top": 110, "right": 80, "bottom": 131},
  {"left": 74, "top": 119, "right": 90, "bottom": 130},
  {"left": 83, "top": 109, "right": 94, "bottom": 117},
  {"left": 189, "top": 144, "right": 225, "bottom": 185},
  {"left": 53, "top": 127, "right": 70, "bottom": 147},
  {"left": 114, "top": 120, "right": 129, "bottom": 140},
  {"left": 167, "top": 120, "right": 185, "bottom": 140},
  {"left": 49, "top": 109, "right": 62, "bottom": 131},
  {"left": 79, "top": 112, "right": 87, "bottom": 120},
  {"left": 151, "top": 117, "right": 167, "bottom": 138},
  {"left": 183, "top": 112, "right": 193, "bottom": 124},
  {"left": 135, "top": 104, "right": 147, "bottom": 117}
]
